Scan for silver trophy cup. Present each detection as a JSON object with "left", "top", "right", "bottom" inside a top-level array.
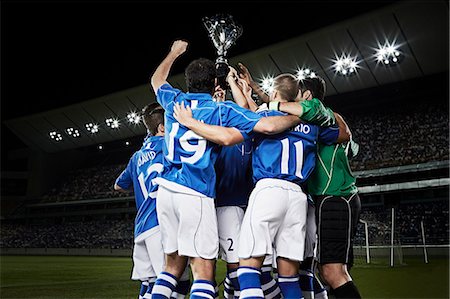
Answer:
[
  {"left": 203, "top": 14, "right": 243, "bottom": 88},
  {"left": 202, "top": 14, "right": 243, "bottom": 64}
]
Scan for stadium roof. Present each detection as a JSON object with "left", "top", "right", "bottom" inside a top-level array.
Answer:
[{"left": 5, "top": 1, "right": 449, "bottom": 153}]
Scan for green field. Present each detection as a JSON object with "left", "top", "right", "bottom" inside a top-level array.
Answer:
[{"left": 1, "top": 255, "right": 449, "bottom": 298}]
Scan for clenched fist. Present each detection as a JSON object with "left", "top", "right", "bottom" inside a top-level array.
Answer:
[{"left": 170, "top": 40, "right": 188, "bottom": 57}]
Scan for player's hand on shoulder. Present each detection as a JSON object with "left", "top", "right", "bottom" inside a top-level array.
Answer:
[
  {"left": 170, "top": 40, "right": 188, "bottom": 57},
  {"left": 174, "top": 101, "right": 194, "bottom": 127}
]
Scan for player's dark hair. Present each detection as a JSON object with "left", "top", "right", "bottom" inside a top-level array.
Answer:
[
  {"left": 273, "top": 74, "right": 299, "bottom": 102},
  {"left": 298, "top": 76, "right": 326, "bottom": 101},
  {"left": 185, "top": 58, "right": 216, "bottom": 94},
  {"left": 142, "top": 103, "right": 164, "bottom": 136}
]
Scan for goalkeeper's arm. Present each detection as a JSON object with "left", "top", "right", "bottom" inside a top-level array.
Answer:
[{"left": 268, "top": 98, "right": 336, "bottom": 127}]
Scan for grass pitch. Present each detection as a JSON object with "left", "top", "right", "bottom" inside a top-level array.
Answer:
[{"left": 1, "top": 255, "right": 448, "bottom": 298}]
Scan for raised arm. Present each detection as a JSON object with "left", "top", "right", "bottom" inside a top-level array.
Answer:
[
  {"left": 238, "top": 62, "right": 270, "bottom": 104},
  {"left": 227, "top": 67, "right": 249, "bottom": 109},
  {"left": 150, "top": 40, "right": 188, "bottom": 94},
  {"left": 237, "top": 78, "right": 259, "bottom": 112},
  {"left": 174, "top": 102, "right": 244, "bottom": 146}
]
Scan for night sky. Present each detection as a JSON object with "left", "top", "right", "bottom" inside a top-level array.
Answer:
[{"left": 1, "top": 0, "right": 398, "bottom": 153}]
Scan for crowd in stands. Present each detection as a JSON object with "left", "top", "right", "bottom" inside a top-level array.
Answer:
[
  {"left": 354, "top": 200, "right": 449, "bottom": 246},
  {"left": 347, "top": 103, "right": 449, "bottom": 171},
  {"left": 1, "top": 200, "right": 447, "bottom": 249},
  {"left": 41, "top": 164, "right": 132, "bottom": 202},
  {"left": 0, "top": 220, "right": 132, "bottom": 249}
]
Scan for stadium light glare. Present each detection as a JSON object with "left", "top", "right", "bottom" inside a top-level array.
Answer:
[
  {"left": 105, "top": 118, "right": 113, "bottom": 127},
  {"left": 260, "top": 76, "right": 275, "bottom": 94},
  {"left": 86, "top": 122, "right": 99, "bottom": 133},
  {"left": 98, "top": 144, "right": 103, "bottom": 150},
  {"left": 296, "top": 68, "right": 317, "bottom": 80},
  {"left": 125, "top": 141, "right": 130, "bottom": 146},
  {"left": 333, "top": 54, "right": 359, "bottom": 76},
  {"left": 127, "top": 111, "right": 141, "bottom": 124},
  {"left": 111, "top": 119, "right": 120, "bottom": 129},
  {"left": 375, "top": 42, "right": 402, "bottom": 66}
]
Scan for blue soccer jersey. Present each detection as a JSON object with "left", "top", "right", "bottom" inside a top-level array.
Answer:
[
  {"left": 252, "top": 109, "right": 339, "bottom": 185},
  {"left": 215, "top": 139, "right": 253, "bottom": 207},
  {"left": 115, "top": 136, "right": 164, "bottom": 240},
  {"left": 156, "top": 83, "right": 262, "bottom": 198}
]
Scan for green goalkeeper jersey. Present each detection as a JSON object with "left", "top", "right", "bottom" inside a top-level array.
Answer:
[{"left": 307, "top": 141, "right": 358, "bottom": 197}]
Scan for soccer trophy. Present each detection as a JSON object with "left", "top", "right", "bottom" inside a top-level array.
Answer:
[{"left": 202, "top": 14, "right": 243, "bottom": 89}]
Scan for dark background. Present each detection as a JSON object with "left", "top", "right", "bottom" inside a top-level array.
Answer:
[{"left": 1, "top": 0, "right": 399, "bottom": 155}]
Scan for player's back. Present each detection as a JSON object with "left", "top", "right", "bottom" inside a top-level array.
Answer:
[
  {"left": 215, "top": 139, "right": 253, "bottom": 208},
  {"left": 156, "top": 84, "right": 261, "bottom": 198},
  {"left": 252, "top": 109, "right": 338, "bottom": 185},
  {"left": 115, "top": 136, "right": 164, "bottom": 240}
]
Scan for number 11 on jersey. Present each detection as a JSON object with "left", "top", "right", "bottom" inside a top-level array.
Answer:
[{"left": 280, "top": 138, "right": 304, "bottom": 179}]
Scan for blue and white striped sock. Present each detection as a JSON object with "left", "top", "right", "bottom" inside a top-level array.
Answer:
[
  {"left": 139, "top": 281, "right": 149, "bottom": 299},
  {"left": 170, "top": 278, "right": 190, "bottom": 299},
  {"left": 299, "top": 269, "right": 314, "bottom": 299},
  {"left": 261, "top": 265, "right": 282, "bottom": 299},
  {"left": 151, "top": 272, "right": 178, "bottom": 299},
  {"left": 278, "top": 275, "right": 303, "bottom": 299},
  {"left": 143, "top": 278, "right": 156, "bottom": 299},
  {"left": 237, "top": 266, "right": 264, "bottom": 299},
  {"left": 190, "top": 279, "right": 216, "bottom": 299},
  {"left": 227, "top": 268, "right": 240, "bottom": 298},
  {"left": 224, "top": 274, "right": 234, "bottom": 299}
]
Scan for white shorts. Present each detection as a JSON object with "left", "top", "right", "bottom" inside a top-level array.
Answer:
[
  {"left": 156, "top": 184, "right": 219, "bottom": 259},
  {"left": 131, "top": 227, "right": 165, "bottom": 281},
  {"left": 239, "top": 178, "right": 308, "bottom": 262},
  {"left": 304, "top": 203, "right": 317, "bottom": 259},
  {"left": 217, "top": 206, "right": 245, "bottom": 264}
]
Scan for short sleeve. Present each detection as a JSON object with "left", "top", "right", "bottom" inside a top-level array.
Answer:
[
  {"left": 115, "top": 159, "right": 134, "bottom": 190},
  {"left": 156, "top": 83, "right": 182, "bottom": 110},
  {"left": 219, "top": 102, "right": 262, "bottom": 138},
  {"left": 318, "top": 125, "right": 339, "bottom": 145}
]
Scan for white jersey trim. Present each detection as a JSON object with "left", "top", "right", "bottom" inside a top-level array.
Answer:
[
  {"left": 134, "top": 225, "right": 160, "bottom": 243},
  {"left": 153, "top": 177, "right": 207, "bottom": 197}
]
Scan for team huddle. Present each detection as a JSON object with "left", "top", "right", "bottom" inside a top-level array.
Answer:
[{"left": 114, "top": 40, "right": 362, "bottom": 299}]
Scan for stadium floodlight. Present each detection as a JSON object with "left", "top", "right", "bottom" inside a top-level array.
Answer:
[
  {"left": 106, "top": 118, "right": 119, "bottom": 129},
  {"left": 333, "top": 54, "right": 359, "bottom": 76},
  {"left": 375, "top": 42, "right": 402, "bottom": 66},
  {"left": 49, "top": 131, "right": 63, "bottom": 141},
  {"left": 125, "top": 141, "right": 130, "bottom": 146},
  {"left": 127, "top": 111, "right": 141, "bottom": 124},
  {"left": 111, "top": 119, "right": 120, "bottom": 129},
  {"left": 98, "top": 144, "right": 103, "bottom": 150},
  {"left": 85, "top": 122, "right": 99, "bottom": 134},
  {"left": 72, "top": 129, "right": 80, "bottom": 138},
  {"left": 66, "top": 127, "right": 74, "bottom": 135},
  {"left": 105, "top": 118, "right": 113, "bottom": 127},
  {"left": 296, "top": 68, "right": 317, "bottom": 80},
  {"left": 260, "top": 76, "right": 275, "bottom": 94}
]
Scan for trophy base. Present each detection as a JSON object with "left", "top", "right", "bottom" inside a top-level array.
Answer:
[{"left": 216, "top": 61, "right": 229, "bottom": 90}]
